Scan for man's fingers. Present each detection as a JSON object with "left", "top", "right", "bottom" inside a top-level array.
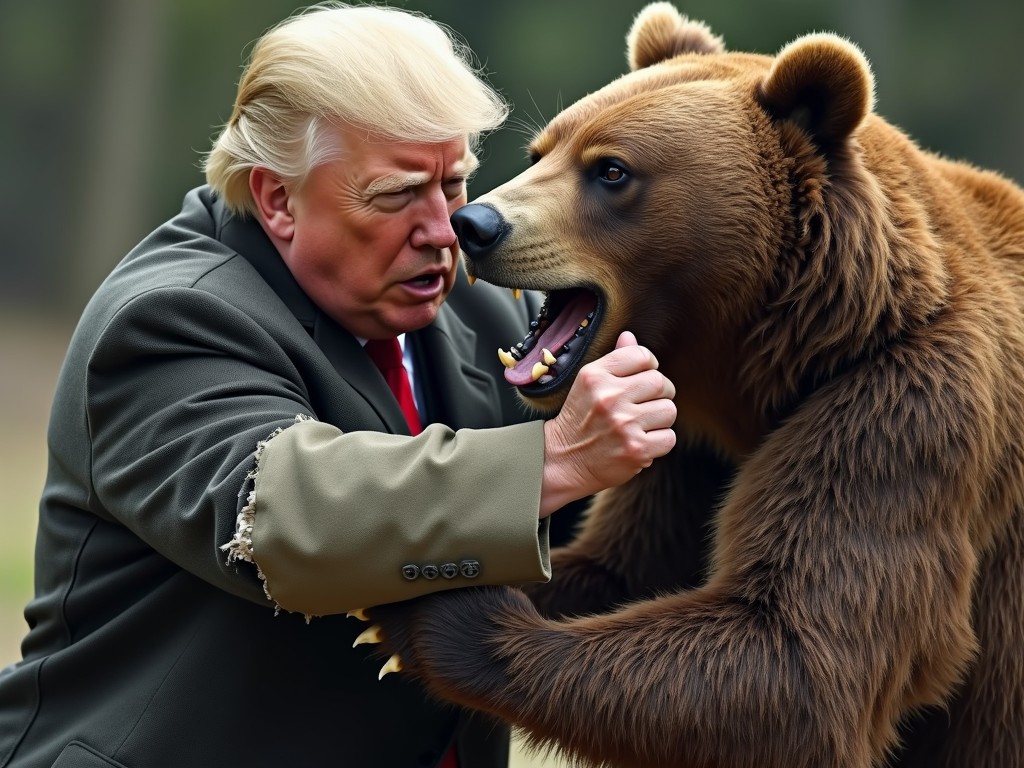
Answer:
[
  {"left": 635, "top": 397, "right": 678, "bottom": 433},
  {"left": 624, "top": 368, "right": 676, "bottom": 403},
  {"left": 615, "top": 330, "right": 639, "bottom": 349},
  {"left": 641, "top": 427, "right": 677, "bottom": 462},
  {"left": 588, "top": 339, "right": 660, "bottom": 378}
]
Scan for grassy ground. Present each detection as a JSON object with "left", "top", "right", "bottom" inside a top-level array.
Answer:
[{"left": 0, "top": 310, "right": 562, "bottom": 767}]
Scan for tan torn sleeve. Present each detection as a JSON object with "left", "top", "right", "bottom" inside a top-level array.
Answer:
[{"left": 227, "top": 418, "right": 549, "bottom": 617}]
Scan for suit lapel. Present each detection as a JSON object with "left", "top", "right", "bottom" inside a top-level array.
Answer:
[
  {"left": 412, "top": 304, "right": 503, "bottom": 430},
  {"left": 313, "top": 314, "right": 412, "bottom": 435},
  {"left": 312, "top": 306, "right": 502, "bottom": 435}
]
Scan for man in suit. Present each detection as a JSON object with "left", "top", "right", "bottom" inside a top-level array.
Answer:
[{"left": 0, "top": 5, "right": 676, "bottom": 767}]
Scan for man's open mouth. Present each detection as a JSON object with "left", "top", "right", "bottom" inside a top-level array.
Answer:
[{"left": 498, "top": 288, "right": 603, "bottom": 395}]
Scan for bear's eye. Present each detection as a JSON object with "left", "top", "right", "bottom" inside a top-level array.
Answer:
[{"left": 596, "top": 159, "right": 629, "bottom": 185}]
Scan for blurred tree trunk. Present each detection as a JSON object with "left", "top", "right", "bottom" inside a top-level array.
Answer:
[{"left": 72, "top": 0, "right": 167, "bottom": 311}]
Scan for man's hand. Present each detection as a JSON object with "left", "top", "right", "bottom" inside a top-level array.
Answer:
[{"left": 539, "top": 331, "right": 677, "bottom": 516}]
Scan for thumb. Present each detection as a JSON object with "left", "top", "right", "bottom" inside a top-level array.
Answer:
[{"left": 615, "top": 330, "right": 639, "bottom": 349}]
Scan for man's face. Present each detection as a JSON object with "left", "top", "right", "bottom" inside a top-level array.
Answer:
[{"left": 281, "top": 125, "right": 475, "bottom": 339}]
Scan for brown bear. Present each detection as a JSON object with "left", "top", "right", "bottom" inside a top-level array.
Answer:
[{"left": 360, "top": 3, "right": 1024, "bottom": 766}]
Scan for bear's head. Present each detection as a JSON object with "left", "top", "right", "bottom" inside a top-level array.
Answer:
[{"left": 453, "top": 3, "right": 890, "bottom": 442}]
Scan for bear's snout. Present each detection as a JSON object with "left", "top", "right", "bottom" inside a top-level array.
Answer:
[{"left": 451, "top": 203, "right": 507, "bottom": 262}]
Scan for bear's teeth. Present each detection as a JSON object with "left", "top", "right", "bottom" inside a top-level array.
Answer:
[
  {"left": 498, "top": 348, "right": 517, "bottom": 369},
  {"left": 512, "top": 288, "right": 522, "bottom": 300},
  {"left": 531, "top": 362, "right": 550, "bottom": 381},
  {"left": 542, "top": 348, "right": 557, "bottom": 366}
]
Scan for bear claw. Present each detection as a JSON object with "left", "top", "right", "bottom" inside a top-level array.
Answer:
[
  {"left": 353, "top": 625, "right": 383, "bottom": 647},
  {"left": 379, "top": 654, "right": 403, "bottom": 680}
]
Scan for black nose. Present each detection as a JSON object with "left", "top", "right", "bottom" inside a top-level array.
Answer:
[{"left": 451, "top": 203, "right": 507, "bottom": 261}]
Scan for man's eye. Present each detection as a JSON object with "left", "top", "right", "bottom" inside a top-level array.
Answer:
[
  {"left": 443, "top": 179, "right": 466, "bottom": 198},
  {"left": 375, "top": 191, "right": 411, "bottom": 210}
]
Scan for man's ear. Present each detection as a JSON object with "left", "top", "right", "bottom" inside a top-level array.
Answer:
[{"left": 249, "top": 167, "right": 295, "bottom": 241}]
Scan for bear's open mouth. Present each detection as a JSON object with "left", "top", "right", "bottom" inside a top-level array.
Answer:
[{"left": 498, "top": 288, "right": 603, "bottom": 396}]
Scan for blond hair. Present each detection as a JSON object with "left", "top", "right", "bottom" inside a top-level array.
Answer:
[{"left": 203, "top": 2, "right": 508, "bottom": 216}]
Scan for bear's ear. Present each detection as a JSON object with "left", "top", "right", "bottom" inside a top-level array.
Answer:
[
  {"left": 757, "top": 33, "right": 875, "bottom": 148},
  {"left": 627, "top": 2, "right": 724, "bottom": 71}
]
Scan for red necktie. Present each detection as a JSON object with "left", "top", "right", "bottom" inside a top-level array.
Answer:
[{"left": 363, "top": 337, "right": 423, "bottom": 436}]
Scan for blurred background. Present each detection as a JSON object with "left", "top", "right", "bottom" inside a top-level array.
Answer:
[{"left": 1, "top": 0, "right": 1021, "bottom": 763}]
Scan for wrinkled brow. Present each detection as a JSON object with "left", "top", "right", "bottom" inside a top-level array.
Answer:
[
  {"left": 365, "top": 156, "right": 479, "bottom": 196},
  {"left": 365, "top": 172, "right": 432, "bottom": 196}
]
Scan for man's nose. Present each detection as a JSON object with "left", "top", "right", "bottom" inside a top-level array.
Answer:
[{"left": 411, "top": 191, "right": 458, "bottom": 250}]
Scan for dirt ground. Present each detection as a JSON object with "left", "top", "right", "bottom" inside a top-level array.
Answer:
[{"left": 0, "top": 310, "right": 561, "bottom": 768}]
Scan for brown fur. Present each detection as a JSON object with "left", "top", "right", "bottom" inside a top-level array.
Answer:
[{"left": 367, "top": 4, "right": 1024, "bottom": 766}]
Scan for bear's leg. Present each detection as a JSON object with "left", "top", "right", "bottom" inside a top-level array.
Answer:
[{"left": 366, "top": 582, "right": 860, "bottom": 768}]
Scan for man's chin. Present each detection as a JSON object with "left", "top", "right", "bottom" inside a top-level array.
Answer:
[{"left": 389, "top": 300, "right": 445, "bottom": 336}]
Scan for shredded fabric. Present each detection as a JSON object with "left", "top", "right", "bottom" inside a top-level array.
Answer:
[{"left": 221, "top": 414, "right": 313, "bottom": 619}]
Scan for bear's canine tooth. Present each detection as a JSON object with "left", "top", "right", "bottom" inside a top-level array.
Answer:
[
  {"left": 542, "top": 348, "right": 557, "bottom": 366},
  {"left": 378, "top": 654, "right": 403, "bottom": 680},
  {"left": 498, "top": 348, "right": 517, "bottom": 369},
  {"left": 512, "top": 288, "right": 522, "bottom": 300},
  {"left": 466, "top": 273, "right": 476, "bottom": 286},
  {"left": 352, "top": 625, "right": 383, "bottom": 647},
  {"left": 531, "top": 362, "right": 550, "bottom": 381},
  {"left": 346, "top": 608, "right": 370, "bottom": 621}
]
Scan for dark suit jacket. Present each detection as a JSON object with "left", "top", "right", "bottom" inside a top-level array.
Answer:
[{"left": 0, "top": 186, "right": 549, "bottom": 767}]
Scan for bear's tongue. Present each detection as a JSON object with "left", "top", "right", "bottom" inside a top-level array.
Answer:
[{"left": 504, "top": 291, "right": 597, "bottom": 386}]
